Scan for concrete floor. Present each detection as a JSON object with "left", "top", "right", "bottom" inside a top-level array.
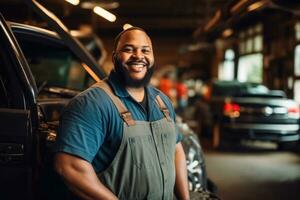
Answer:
[{"left": 203, "top": 142, "right": 300, "bottom": 200}]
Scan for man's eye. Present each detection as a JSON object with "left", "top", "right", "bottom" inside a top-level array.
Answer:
[
  {"left": 122, "top": 47, "right": 133, "bottom": 52},
  {"left": 142, "top": 49, "right": 151, "bottom": 54}
]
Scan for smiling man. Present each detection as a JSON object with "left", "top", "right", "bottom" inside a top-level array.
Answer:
[{"left": 54, "top": 27, "right": 189, "bottom": 200}]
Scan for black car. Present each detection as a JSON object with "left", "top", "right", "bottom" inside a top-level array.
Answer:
[
  {"left": 0, "top": 1, "right": 212, "bottom": 199},
  {"left": 209, "top": 81, "right": 300, "bottom": 149}
]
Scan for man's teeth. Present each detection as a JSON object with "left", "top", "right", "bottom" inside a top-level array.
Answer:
[
  {"left": 130, "top": 62, "right": 144, "bottom": 66},
  {"left": 131, "top": 64, "right": 144, "bottom": 68},
  {"left": 129, "top": 64, "right": 145, "bottom": 71}
]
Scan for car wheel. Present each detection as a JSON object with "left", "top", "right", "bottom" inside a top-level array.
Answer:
[
  {"left": 207, "top": 178, "right": 218, "bottom": 194},
  {"left": 186, "top": 146, "right": 206, "bottom": 191}
]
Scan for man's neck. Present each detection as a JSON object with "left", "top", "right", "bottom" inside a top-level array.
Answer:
[{"left": 126, "top": 87, "right": 145, "bottom": 102}]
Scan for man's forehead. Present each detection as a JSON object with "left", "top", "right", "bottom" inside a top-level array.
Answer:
[{"left": 117, "top": 30, "right": 152, "bottom": 48}]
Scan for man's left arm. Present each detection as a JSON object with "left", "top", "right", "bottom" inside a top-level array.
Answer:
[{"left": 174, "top": 142, "right": 190, "bottom": 200}]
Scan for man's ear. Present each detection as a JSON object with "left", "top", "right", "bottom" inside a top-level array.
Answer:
[{"left": 112, "top": 52, "right": 116, "bottom": 64}]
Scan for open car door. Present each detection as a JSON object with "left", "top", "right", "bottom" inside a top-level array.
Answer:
[{"left": 0, "top": 13, "right": 37, "bottom": 200}]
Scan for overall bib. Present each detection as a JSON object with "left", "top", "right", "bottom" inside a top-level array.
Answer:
[{"left": 92, "top": 81, "right": 177, "bottom": 200}]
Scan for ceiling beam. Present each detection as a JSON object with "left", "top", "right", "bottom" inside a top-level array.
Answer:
[{"left": 93, "top": 16, "right": 205, "bottom": 30}]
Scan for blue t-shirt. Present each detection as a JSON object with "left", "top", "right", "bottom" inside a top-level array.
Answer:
[{"left": 54, "top": 72, "right": 183, "bottom": 173}]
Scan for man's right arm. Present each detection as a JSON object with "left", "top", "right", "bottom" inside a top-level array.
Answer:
[{"left": 54, "top": 152, "right": 118, "bottom": 200}]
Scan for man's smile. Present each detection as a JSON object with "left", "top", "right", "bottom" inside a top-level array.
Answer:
[{"left": 126, "top": 61, "right": 147, "bottom": 72}]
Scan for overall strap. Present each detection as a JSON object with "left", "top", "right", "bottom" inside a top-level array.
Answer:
[
  {"left": 155, "top": 95, "right": 171, "bottom": 121},
  {"left": 92, "top": 81, "right": 135, "bottom": 126}
]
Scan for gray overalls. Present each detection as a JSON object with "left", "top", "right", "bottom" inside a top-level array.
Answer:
[{"left": 92, "top": 81, "right": 177, "bottom": 200}]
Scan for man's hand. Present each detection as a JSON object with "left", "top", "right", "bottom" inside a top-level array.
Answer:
[
  {"left": 54, "top": 153, "right": 118, "bottom": 200},
  {"left": 174, "top": 142, "right": 190, "bottom": 200}
]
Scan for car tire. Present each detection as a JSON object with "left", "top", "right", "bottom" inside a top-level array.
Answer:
[{"left": 207, "top": 178, "right": 218, "bottom": 194}]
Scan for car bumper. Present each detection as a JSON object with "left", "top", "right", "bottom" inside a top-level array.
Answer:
[{"left": 222, "top": 123, "right": 300, "bottom": 142}]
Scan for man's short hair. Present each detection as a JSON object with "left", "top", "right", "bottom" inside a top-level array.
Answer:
[{"left": 113, "top": 27, "right": 147, "bottom": 51}]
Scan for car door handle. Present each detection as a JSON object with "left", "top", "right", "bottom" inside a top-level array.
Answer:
[{"left": 0, "top": 143, "right": 24, "bottom": 164}]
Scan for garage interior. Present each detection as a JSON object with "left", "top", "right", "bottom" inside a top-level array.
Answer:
[{"left": 0, "top": 0, "right": 300, "bottom": 200}]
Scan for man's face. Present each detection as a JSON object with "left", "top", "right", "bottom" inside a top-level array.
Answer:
[{"left": 113, "top": 30, "right": 154, "bottom": 88}]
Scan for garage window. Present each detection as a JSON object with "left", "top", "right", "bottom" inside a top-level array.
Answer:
[
  {"left": 294, "top": 22, "right": 300, "bottom": 102},
  {"left": 294, "top": 43, "right": 300, "bottom": 103},
  {"left": 294, "top": 45, "right": 300, "bottom": 76},
  {"left": 295, "top": 22, "right": 300, "bottom": 41},
  {"left": 238, "top": 53, "right": 263, "bottom": 83},
  {"left": 218, "top": 49, "right": 235, "bottom": 81},
  {"left": 293, "top": 80, "right": 300, "bottom": 103},
  {"left": 237, "top": 24, "right": 263, "bottom": 83}
]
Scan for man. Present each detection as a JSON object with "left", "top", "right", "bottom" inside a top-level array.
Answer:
[{"left": 54, "top": 27, "right": 190, "bottom": 200}]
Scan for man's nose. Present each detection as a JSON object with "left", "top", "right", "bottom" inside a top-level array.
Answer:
[{"left": 132, "top": 50, "right": 144, "bottom": 59}]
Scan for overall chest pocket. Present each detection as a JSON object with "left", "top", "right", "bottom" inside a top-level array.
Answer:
[{"left": 128, "top": 135, "right": 160, "bottom": 168}]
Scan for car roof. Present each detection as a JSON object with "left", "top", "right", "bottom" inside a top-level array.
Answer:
[{"left": 8, "top": 22, "right": 59, "bottom": 39}]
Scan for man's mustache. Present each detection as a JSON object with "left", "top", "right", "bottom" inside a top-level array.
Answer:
[{"left": 126, "top": 59, "right": 148, "bottom": 67}]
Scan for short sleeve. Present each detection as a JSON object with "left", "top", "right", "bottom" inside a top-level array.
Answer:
[
  {"left": 175, "top": 124, "right": 184, "bottom": 143},
  {"left": 53, "top": 89, "right": 107, "bottom": 162}
]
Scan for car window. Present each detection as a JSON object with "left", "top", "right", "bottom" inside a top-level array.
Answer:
[
  {"left": 246, "top": 83, "right": 269, "bottom": 94},
  {"left": 213, "top": 81, "right": 287, "bottom": 98},
  {"left": 0, "top": 33, "right": 25, "bottom": 108},
  {"left": 0, "top": 57, "right": 9, "bottom": 107},
  {"left": 14, "top": 33, "right": 95, "bottom": 92},
  {"left": 212, "top": 81, "right": 269, "bottom": 96},
  {"left": 212, "top": 82, "right": 247, "bottom": 97}
]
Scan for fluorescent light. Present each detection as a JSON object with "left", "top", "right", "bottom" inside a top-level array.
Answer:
[
  {"left": 247, "top": 1, "right": 266, "bottom": 12},
  {"left": 81, "top": 2, "right": 94, "bottom": 9},
  {"left": 93, "top": 6, "right": 116, "bottom": 22},
  {"left": 123, "top": 24, "right": 133, "bottom": 30},
  {"left": 65, "top": 0, "right": 80, "bottom": 6},
  {"left": 81, "top": 2, "right": 120, "bottom": 10}
]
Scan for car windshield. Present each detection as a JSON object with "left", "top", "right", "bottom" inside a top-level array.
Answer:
[
  {"left": 23, "top": 41, "right": 94, "bottom": 91},
  {"left": 13, "top": 30, "right": 95, "bottom": 92}
]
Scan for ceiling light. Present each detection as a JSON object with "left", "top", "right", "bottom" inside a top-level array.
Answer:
[
  {"left": 93, "top": 6, "right": 116, "bottom": 22},
  {"left": 247, "top": 1, "right": 267, "bottom": 12},
  {"left": 81, "top": 1, "right": 120, "bottom": 10},
  {"left": 222, "top": 29, "right": 233, "bottom": 38},
  {"left": 105, "top": 2, "right": 120, "bottom": 9},
  {"left": 65, "top": 0, "right": 80, "bottom": 6},
  {"left": 80, "top": 2, "right": 94, "bottom": 9},
  {"left": 123, "top": 24, "right": 133, "bottom": 30}
]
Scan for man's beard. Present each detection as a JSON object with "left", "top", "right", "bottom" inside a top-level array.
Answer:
[{"left": 113, "top": 57, "right": 154, "bottom": 88}]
